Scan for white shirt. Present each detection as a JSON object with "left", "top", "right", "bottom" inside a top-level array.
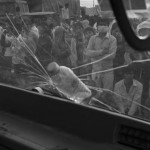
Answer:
[
  {"left": 114, "top": 79, "right": 143, "bottom": 115},
  {"left": 86, "top": 33, "right": 117, "bottom": 70}
]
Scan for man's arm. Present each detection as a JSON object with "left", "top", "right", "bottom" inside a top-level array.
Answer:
[
  {"left": 101, "top": 37, "right": 117, "bottom": 59},
  {"left": 128, "top": 84, "right": 143, "bottom": 115},
  {"left": 108, "top": 37, "right": 117, "bottom": 59},
  {"left": 86, "top": 36, "right": 103, "bottom": 58},
  {"left": 94, "top": 36, "right": 117, "bottom": 60},
  {"left": 86, "top": 50, "right": 103, "bottom": 57}
]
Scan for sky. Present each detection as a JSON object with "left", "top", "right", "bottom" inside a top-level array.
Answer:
[{"left": 80, "top": 0, "right": 98, "bottom": 8}]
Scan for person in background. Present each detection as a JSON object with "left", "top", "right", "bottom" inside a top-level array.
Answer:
[
  {"left": 52, "top": 26, "right": 71, "bottom": 67},
  {"left": 81, "top": 19, "right": 90, "bottom": 29},
  {"left": 123, "top": 41, "right": 144, "bottom": 83},
  {"left": 46, "top": 17, "right": 56, "bottom": 37},
  {"left": 83, "top": 27, "right": 95, "bottom": 47},
  {"left": 114, "top": 65, "right": 143, "bottom": 116},
  {"left": 0, "top": 28, "right": 11, "bottom": 55},
  {"left": 82, "top": 27, "right": 95, "bottom": 79},
  {"left": 141, "top": 51, "right": 150, "bottom": 109},
  {"left": 13, "top": 14, "right": 23, "bottom": 35},
  {"left": 136, "top": 21, "right": 150, "bottom": 104},
  {"left": 0, "top": 26, "right": 4, "bottom": 53},
  {"left": 111, "top": 22, "right": 126, "bottom": 83},
  {"left": 10, "top": 25, "right": 39, "bottom": 74},
  {"left": 61, "top": 3, "right": 70, "bottom": 24},
  {"left": 142, "top": 80, "right": 150, "bottom": 120},
  {"left": 123, "top": 21, "right": 150, "bottom": 110},
  {"left": 36, "top": 25, "right": 53, "bottom": 68},
  {"left": 86, "top": 21, "right": 117, "bottom": 92},
  {"left": 70, "top": 21, "right": 84, "bottom": 74}
]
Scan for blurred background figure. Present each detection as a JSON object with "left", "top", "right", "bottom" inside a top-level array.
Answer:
[
  {"left": 70, "top": 21, "right": 84, "bottom": 73},
  {"left": 136, "top": 20, "right": 150, "bottom": 111},
  {"left": 36, "top": 24, "right": 53, "bottom": 68},
  {"left": 81, "top": 19, "right": 90, "bottom": 29},
  {"left": 114, "top": 65, "right": 143, "bottom": 116},
  {"left": 52, "top": 26, "right": 71, "bottom": 67},
  {"left": 111, "top": 22, "right": 126, "bottom": 83},
  {"left": 86, "top": 21, "right": 117, "bottom": 92},
  {"left": 82, "top": 26, "right": 95, "bottom": 79}
]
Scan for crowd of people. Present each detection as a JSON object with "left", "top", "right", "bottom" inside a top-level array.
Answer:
[{"left": 0, "top": 13, "right": 150, "bottom": 120}]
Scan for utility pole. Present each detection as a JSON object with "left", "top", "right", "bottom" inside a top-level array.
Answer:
[
  {"left": 93, "top": 0, "right": 95, "bottom": 15},
  {"left": 129, "top": 0, "right": 132, "bottom": 10},
  {"left": 93, "top": 0, "right": 95, "bottom": 8}
]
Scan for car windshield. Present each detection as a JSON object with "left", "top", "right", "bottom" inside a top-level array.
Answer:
[{"left": 0, "top": 0, "right": 150, "bottom": 122}]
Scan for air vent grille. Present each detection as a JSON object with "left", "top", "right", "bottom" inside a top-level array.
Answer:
[{"left": 117, "top": 125, "right": 150, "bottom": 150}]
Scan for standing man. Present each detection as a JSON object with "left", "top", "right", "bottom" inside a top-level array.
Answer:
[
  {"left": 70, "top": 22, "right": 84, "bottom": 73},
  {"left": 86, "top": 21, "right": 117, "bottom": 90}
]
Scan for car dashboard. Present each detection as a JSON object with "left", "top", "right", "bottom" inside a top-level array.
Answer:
[{"left": 0, "top": 84, "right": 149, "bottom": 150}]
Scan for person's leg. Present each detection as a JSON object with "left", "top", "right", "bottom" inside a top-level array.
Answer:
[
  {"left": 103, "top": 71, "right": 114, "bottom": 91},
  {"left": 92, "top": 73, "right": 102, "bottom": 88},
  {"left": 91, "top": 65, "right": 102, "bottom": 87},
  {"left": 92, "top": 73, "right": 103, "bottom": 98},
  {"left": 99, "top": 72, "right": 114, "bottom": 107}
]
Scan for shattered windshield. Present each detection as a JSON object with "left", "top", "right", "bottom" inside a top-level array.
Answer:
[{"left": 0, "top": 0, "right": 150, "bottom": 122}]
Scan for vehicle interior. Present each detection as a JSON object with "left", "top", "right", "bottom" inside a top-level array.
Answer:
[{"left": 0, "top": 0, "right": 150, "bottom": 150}]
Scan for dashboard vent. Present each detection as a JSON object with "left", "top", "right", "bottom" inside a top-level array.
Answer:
[{"left": 117, "top": 125, "right": 150, "bottom": 150}]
